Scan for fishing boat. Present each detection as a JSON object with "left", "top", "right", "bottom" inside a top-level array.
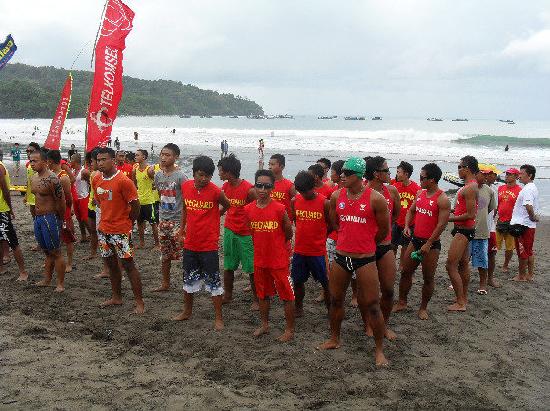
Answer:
[
  {"left": 344, "top": 116, "right": 365, "bottom": 120},
  {"left": 372, "top": 116, "right": 382, "bottom": 120},
  {"left": 427, "top": 118, "right": 443, "bottom": 121},
  {"left": 452, "top": 118, "right": 468, "bottom": 121}
]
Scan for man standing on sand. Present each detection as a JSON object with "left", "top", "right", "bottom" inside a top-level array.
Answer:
[
  {"left": 244, "top": 169, "right": 295, "bottom": 342},
  {"left": 11, "top": 143, "right": 21, "bottom": 177},
  {"left": 317, "top": 157, "right": 389, "bottom": 367},
  {"left": 152, "top": 143, "right": 187, "bottom": 291},
  {"left": 116, "top": 150, "right": 133, "bottom": 178},
  {"left": 391, "top": 161, "right": 420, "bottom": 270},
  {"left": 446, "top": 155, "right": 479, "bottom": 312},
  {"left": 482, "top": 164, "right": 501, "bottom": 288},
  {"left": 24, "top": 143, "right": 41, "bottom": 219},
  {"left": 94, "top": 147, "right": 144, "bottom": 314},
  {"left": 173, "top": 156, "right": 230, "bottom": 330},
  {"left": 0, "top": 158, "right": 28, "bottom": 280},
  {"left": 496, "top": 168, "right": 522, "bottom": 272},
  {"left": 29, "top": 150, "right": 67, "bottom": 292},
  {"left": 510, "top": 164, "right": 539, "bottom": 282},
  {"left": 268, "top": 154, "right": 296, "bottom": 220},
  {"left": 218, "top": 154, "right": 257, "bottom": 309},
  {"left": 393, "top": 163, "right": 450, "bottom": 320}
]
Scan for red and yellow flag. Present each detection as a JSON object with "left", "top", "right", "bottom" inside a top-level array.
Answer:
[{"left": 44, "top": 73, "right": 72, "bottom": 150}]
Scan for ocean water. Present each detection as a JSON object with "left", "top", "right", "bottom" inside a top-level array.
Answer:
[{"left": 1, "top": 115, "right": 548, "bottom": 213}]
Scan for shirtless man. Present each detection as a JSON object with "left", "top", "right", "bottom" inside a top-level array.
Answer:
[
  {"left": 446, "top": 155, "right": 479, "bottom": 312},
  {"left": 29, "top": 150, "right": 67, "bottom": 292},
  {"left": 365, "top": 156, "right": 400, "bottom": 340},
  {"left": 318, "top": 157, "right": 389, "bottom": 367},
  {"left": 393, "top": 163, "right": 450, "bottom": 319}
]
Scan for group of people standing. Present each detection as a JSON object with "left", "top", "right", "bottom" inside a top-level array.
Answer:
[{"left": 0, "top": 141, "right": 540, "bottom": 367}]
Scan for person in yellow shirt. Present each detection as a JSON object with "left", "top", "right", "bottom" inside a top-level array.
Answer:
[
  {"left": 24, "top": 143, "right": 41, "bottom": 217},
  {"left": 0, "top": 159, "right": 28, "bottom": 280},
  {"left": 132, "top": 149, "right": 159, "bottom": 249}
]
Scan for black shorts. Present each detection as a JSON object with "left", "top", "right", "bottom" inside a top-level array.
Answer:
[
  {"left": 182, "top": 249, "right": 223, "bottom": 295},
  {"left": 138, "top": 203, "right": 159, "bottom": 224},
  {"left": 375, "top": 243, "right": 393, "bottom": 260},
  {"left": 411, "top": 236, "right": 441, "bottom": 251},
  {"left": 88, "top": 209, "right": 96, "bottom": 220},
  {"left": 0, "top": 212, "right": 19, "bottom": 249},
  {"left": 451, "top": 227, "right": 475, "bottom": 242},
  {"left": 391, "top": 224, "right": 412, "bottom": 247},
  {"left": 334, "top": 253, "right": 376, "bottom": 274}
]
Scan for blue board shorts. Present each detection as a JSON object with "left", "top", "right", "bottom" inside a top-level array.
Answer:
[
  {"left": 470, "top": 239, "right": 488, "bottom": 269},
  {"left": 34, "top": 213, "right": 61, "bottom": 251},
  {"left": 291, "top": 253, "right": 328, "bottom": 287}
]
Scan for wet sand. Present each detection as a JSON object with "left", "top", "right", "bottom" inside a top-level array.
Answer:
[{"left": 1, "top": 158, "right": 549, "bottom": 409}]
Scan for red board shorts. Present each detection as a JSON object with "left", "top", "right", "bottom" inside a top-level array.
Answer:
[
  {"left": 74, "top": 197, "right": 89, "bottom": 223},
  {"left": 254, "top": 266, "right": 295, "bottom": 301},
  {"left": 488, "top": 232, "right": 497, "bottom": 253},
  {"left": 61, "top": 217, "right": 76, "bottom": 244},
  {"left": 515, "top": 228, "right": 535, "bottom": 260}
]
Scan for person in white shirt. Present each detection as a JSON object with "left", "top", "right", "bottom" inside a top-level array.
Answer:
[{"left": 510, "top": 164, "right": 539, "bottom": 282}]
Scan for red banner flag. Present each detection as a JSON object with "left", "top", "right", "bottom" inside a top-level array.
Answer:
[
  {"left": 44, "top": 73, "right": 73, "bottom": 150},
  {"left": 86, "top": 0, "right": 134, "bottom": 151}
]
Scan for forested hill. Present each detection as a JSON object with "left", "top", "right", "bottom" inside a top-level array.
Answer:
[{"left": 0, "top": 63, "right": 264, "bottom": 118}]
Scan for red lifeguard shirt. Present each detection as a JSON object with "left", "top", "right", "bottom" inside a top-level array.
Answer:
[
  {"left": 182, "top": 180, "right": 221, "bottom": 252},
  {"left": 414, "top": 189, "right": 443, "bottom": 240},
  {"left": 497, "top": 185, "right": 522, "bottom": 222},
  {"left": 393, "top": 180, "right": 421, "bottom": 227},
  {"left": 294, "top": 193, "right": 327, "bottom": 256},
  {"left": 222, "top": 179, "right": 253, "bottom": 236},
  {"left": 117, "top": 163, "right": 134, "bottom": 178},
  {"left": 244, "top": 200, "right": 288, "bottom": 269},
  {"left": 270, "top": 178, "right": 293, "bottom": 216},
  {"left": 314, "top": 183, "right": 334, "bottom": 200}
]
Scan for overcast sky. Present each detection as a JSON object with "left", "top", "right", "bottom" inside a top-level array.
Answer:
[{"left": 3, "top": 0, "right": 550, "bottom": 119}]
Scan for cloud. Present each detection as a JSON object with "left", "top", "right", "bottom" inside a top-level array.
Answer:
[{"left": 501, "top": 29, "right": 550, "bottom": 72}]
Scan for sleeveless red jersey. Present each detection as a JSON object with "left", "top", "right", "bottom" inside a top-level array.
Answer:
[
  {"left": 414, "top": 189, "right": 443, "bottom": 240},
  {"left": 336, "top": 187, "right": 377, "bottom": 254},
  {"left": 182, "top": 180, "right": 221, "bottom": 251},
  {"left": 454, "top": 180, "right": 477, "bottom": 228},
  {"left": 270, "top": 178, "right": 293, "bottom": 216},
  {"left": 314, "top": 183, "right": 334, "bottom": 200},
  {"left": 222, "top": 179, "right": 253, "bottom": 236},
  {"left": 244, "top": 200, "right": 288, "bottom": 269},
  {"left": 381, "top": 185, "right": 394, "bottom": 243},
  {"left": 294, "top": 193, "right": 327, "bottom": 256}
]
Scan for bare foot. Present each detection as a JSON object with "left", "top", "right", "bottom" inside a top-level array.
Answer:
[
  {"left": 526, "top": 275, "right": 534, "bottom": 282},
  {"left": 65, "top": 266, "right": 73, "bottom": 273},
  {"left": 3, "top": 257, "right": 11, "bottom": 265},
  {"left": 384, "top": 328, "right": 397, "bottom": 341},
  {"left": 17, "top": 272, "right": 29, "bottom": 282},
  {"left": 35, "top": 279, "right": 51, "bottom": 287},
  {"left": 277, "top": 330, "right": 294, "bottom": 342},
  {"left": 501, "top": 265, "right": 510, "bottom": 273},
  {"left": 100, "top": 298, "right": 123, "bottom": 307},
  {"left": 365, "top": 324, "right": 373, "bottom": 337},
  {"left": 511, "top": 275, "right": 527, "bottom": 282},
  {"left": 54, "top": 285, "right": 65, "bottom": 293},
  {"left": 418, "top": 309, "right": 429, "bottom": 320},
  {"left": 221, "top": 295, "right": 232, "bottom": 304},
  {"left": 152, "top": 285, "right": 170, "bottom": 292},
  {"left": 375, "top": 351, "right": 389, "bottom": 367},
  {"left": 250, "top": 301, "right": 259, "bottom": 311},
  {"left": 488, "top": 280, "right": 501, "bottom": 288},
  {"left": 316, "top": 339, "right": 341, "bottom": 350},
  {"left": 172, "top": 310, "right": 192, "bottom": 321},
  {"left": 447, "top": 303, "right": 466, "bottom": 312},
  {"left": 94, "top": 271, "right": 109, "bottom": 279},
  {"left": 295, "top": 307, "right": 304, "bottom": 318},
  {"left": 133, "top": 301, "right": 145, "bottom": 315},
  {"left": 214, "top": 319, "right": 224, "bottom": 330},
  {"left": 314, "top": 291, "right": 325, "bottom": 303},
  {"left": 253, "top": 325, "right": 270, "bottom": 337},
  {"left": 392, "top": 302, "right": 408, "bottom": 313},
  {"left": 350, "top": 297, "right": 358, "bottom": 308}
]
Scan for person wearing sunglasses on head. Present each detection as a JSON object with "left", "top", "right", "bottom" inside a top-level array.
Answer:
[
  {"left": 244, "top": 169, "right": 295, "bottom": 342},
  {"left": 363, "top": 156, "right": 400, "bottom": 341},
  {"left": 317, "top": 157, "right": 389, "bottom": 367},
  {"left": 446, "top": 155, "right": 479, "bottom": 312},
  {"left": 393, "top": 163, "right": 450, "bottom": 320}
]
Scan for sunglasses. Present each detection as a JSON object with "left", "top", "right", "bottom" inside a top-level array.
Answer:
[
  {"left": 255, "top": 182, "right": 274, "bottom": 190},
  {"left": 377, "top": 168, "right": 390, "bottom": 173},
  {"left": 342, "top": 169, "right": 357, "bottom": 177}
]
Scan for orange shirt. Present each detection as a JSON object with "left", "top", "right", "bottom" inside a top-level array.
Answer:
[{"left": 93, "top": 171, "right": 138, "bottom": 234}]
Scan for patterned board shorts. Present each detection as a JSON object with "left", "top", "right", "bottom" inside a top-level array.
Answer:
[
  {"left": 159, "top": 220, "right": 182, "bottom": 261},
  {"left": 98, "top": 231, "right": 133, "bottom": 259}
]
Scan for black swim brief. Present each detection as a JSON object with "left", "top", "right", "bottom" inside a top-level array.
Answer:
[
  {"left": 411, "top": 236, "right": 441, "bottom": 251},
  {"left": 451, "top": 227, "right": 475, "bottom": 242},
  {"left": 334, "top": 253, "right": 376, "bottom": 275},
  {"left": 375, "top": 243, "right": 393, "bottom": 260}
]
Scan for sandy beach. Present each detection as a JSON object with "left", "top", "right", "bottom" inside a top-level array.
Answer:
[{"left": 1, "top": 152, "right": 549, "bottom": 409}]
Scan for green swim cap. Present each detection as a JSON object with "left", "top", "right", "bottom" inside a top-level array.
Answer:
[{"left": 343, "top": 157, "right": 366, "bottom": 178}]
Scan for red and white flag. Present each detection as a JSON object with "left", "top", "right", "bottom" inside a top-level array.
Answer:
[
  {"left": 44, "top": 73, "right": 72, "bottom": 150},
  {"left": 86, "top": 0, "right": 134, "bottom": 151}
]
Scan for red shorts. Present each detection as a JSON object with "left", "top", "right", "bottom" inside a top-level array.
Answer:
[
  {"left": 488, "top": 232, "right": 497, "bottom": 253},
  {"left": 61, "top": 217, "right": 76, "bottom": 244},
  {"left": 74, "top": 197, "right": 89, "bottom": 222},
  {"left": 254, "top": 266, "right": 295, "bottom": 301},
  {"left": 515, "top": 228, "right": 535, "bottom": 259}
]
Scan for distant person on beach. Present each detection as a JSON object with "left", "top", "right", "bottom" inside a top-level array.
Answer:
[
  {"left": 29, "top": 149, "right": 67, "bottom": 292},
  {"left": 217, "top": 154, "right": 257, "bottom": 309},
  {"left": 67, "top": 144, "right": 77, "bottom": 161},
  {"left": 11, "top": 143, "right": 21, "bottom": 177},
  {"left": 153, "top": 143, "right": 187, "bottom": 292},
  {"left": 244, "top": 169, "right": 295, "bottom": 342},
  {"left": 317, "top": 157, "right": 389, "bottom": 367},
  {"left": 114, "top": 137, "right": 120, "bottom": 151},
  {"left": 446, "top": 155, "right": 479, "bottom": 312},
  {"left": 393, "top": 163, "right": 450, "bottom": 320},
  {"left": 258, "top": 139, "right": 264, "bottom": 157},
  {"left": 173, "top": 156, "right": 230, "bottom": 330},
  {"left": 94, "top": 147, "right": 144, "bottom": 314},
  {"left": 496, "top": 168, "right": 521, "bottom": 272},
  {"left": 0, "top": 157, "right": 28, "bottom": 280},
  {"left": 220, "top": 140, "right": 225, "bottom": 158},
  {"left": 317, "top": 158, "right": 331, "bottom": 183},
  {"left": 171, "top": 129, "right": 176, "bottom": 134},
  {"left": 107, "top": 138, "right": 112, "bottom": 148},
  {"left": 505, "top": 145, "right": 509, "bottom": 152},
  {"left": 510, "top": 164, "right": 539, "bottom": 282}
]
